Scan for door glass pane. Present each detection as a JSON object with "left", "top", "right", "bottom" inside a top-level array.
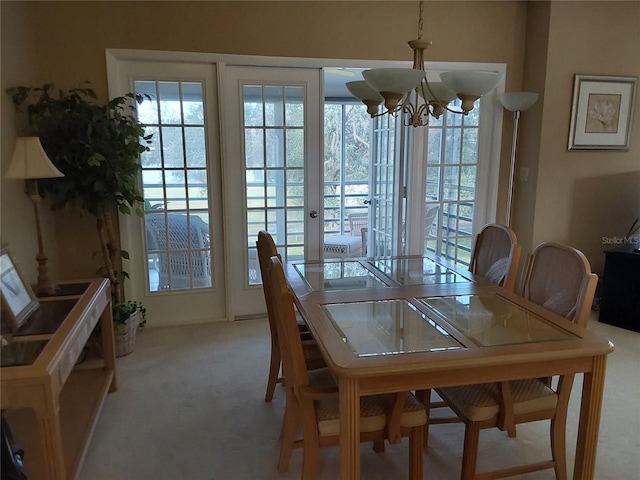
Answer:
[
  {"left": 244, "top": 84, "right": 306, "bottom": 285},
  {"left": 323, "top": 102, "right": 370, "bottom": 242},
  {"left": 424, "top": 99, "right": 479, "bottom": 266},
  {"left": 135, "top": 80, "right": 213, "bottom": 292},
  {"left": 370, "top": 114, "right": 398, "bottom": 258}
]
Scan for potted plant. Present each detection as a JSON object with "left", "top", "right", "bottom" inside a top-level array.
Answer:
[{"left": 7, "top": 83, "right": 152, "bottom": 356}]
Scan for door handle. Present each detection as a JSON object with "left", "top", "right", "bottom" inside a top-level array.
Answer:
[
  {"left": 363, "top": 199, "right": 372, "bottom": 205},
  {"left": 309, "top": 210, "right": 318, "bottom": 219}
]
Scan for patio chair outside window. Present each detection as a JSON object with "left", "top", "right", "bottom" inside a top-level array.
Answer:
[{"left": 146, "top": 213, "right": 212, "bottom": 290}]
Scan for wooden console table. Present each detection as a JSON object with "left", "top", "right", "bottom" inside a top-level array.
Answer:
[{"left": 1, "top": 279, "right": 117, "bottom": 479}]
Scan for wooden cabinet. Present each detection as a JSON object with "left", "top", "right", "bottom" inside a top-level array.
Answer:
[
  {"left": 599, "top": 244, "right": 640, "bottom": 332},
  {"left": 1, "top": 279, "right": 117, "bottom": 479}
]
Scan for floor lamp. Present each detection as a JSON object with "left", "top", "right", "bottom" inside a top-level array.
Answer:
[
  {"left": 5, "top": 137, "right": 64, "bottom": 296},
  {"left": 498, "top": 92, "right": 539, "bottom": 227}
]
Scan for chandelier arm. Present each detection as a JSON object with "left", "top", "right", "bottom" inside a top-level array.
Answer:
[
  {"left": 440, "top": 103, "right": 470, "bottom": 116},
  {"left": 411, "top": 102, "right": 431, "bottom": 127}
]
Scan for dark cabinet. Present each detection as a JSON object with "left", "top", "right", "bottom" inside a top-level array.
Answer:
[{"left": 599, "top": 243, "right": 640, "bottom": 332}]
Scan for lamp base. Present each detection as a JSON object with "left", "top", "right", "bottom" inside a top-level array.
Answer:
[{"left": 35, "top": 252, "right": 57, "bottom": 297}]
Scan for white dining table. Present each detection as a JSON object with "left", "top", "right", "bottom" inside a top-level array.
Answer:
[{"left": 285, "top": 254, "right": 614, "bottom": 480}]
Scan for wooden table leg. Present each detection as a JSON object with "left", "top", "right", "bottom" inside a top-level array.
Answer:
[
  {"left": 100, "top": 305, "right": 118, "bottom": 392},
  {"left": 339, "top": 376, "right": 360, "bottom": 479},
  {"left": 573, "top": 354, "right": 608, "bottom": 480},
  {"left": 37, "top": 414, "right": 67, "bottom": 479}
]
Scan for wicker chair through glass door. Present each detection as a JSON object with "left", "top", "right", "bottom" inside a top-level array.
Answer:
[{"left": 146, "top": 213, "right": 212, "bottom": 290}]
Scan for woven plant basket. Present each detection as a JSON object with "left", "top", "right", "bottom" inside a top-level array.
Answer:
[
  {"left": 95, "top": 311, "right": 140, "bottom": 358},
  {"left": 114, "top": 311, "right": 140, "bottom": 357}
]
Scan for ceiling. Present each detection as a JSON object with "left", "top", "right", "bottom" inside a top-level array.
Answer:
[{"left": 323, "top": 67, "right": 366, "bottom": 99}]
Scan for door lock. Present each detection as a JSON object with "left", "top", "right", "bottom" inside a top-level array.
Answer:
[{"left": 309, "top": 210, "right": 318, "bottom": 218}]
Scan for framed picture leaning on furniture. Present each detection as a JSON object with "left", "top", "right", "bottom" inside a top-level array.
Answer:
[{"left": 0, "top": 245, "right": 39, "bottom": 332}]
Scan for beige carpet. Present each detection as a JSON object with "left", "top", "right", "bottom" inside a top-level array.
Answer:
[{"left": 79, "top": 313, "right": 640, "bottom": 480}]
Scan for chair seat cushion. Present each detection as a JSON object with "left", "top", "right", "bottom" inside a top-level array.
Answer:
[
  {"left": 315, "top": 392, "right": 426, "bottom": 436},
  {"left": 542, "top": 289, "right": 577, "bottom": 318},
  {"left": 484, "top": 257, "right": 509, "bottom": 285},
  {"left": 437, "top": 379, "right": 557, "bottom": 422}
]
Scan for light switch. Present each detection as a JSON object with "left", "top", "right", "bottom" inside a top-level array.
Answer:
[{"left": 519, "top": 167, "right": 529, "bottom": 182}]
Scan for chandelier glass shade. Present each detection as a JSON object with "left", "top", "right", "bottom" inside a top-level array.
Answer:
[{"left": 346, "top": 2, "right": 503, "bottom": 127}]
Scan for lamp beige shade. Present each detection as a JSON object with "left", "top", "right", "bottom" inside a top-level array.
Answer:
[{"left": 5, "top": 137, "right": 64, "bottom": 180}]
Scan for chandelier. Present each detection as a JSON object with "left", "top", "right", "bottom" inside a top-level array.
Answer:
[{"left": 346, "top": 1, "right": 503, "bottom": 127}]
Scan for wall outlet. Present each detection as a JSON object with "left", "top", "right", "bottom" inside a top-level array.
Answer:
[{"left": 519, "top": 167, "right": 529, "bottom": 182}]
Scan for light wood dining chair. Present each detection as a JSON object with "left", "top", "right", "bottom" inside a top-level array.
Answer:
[
  {"left": 434, "top": 373, "right": 576, "bottom": 480},
  {"left": 521, "top": 242, "right": 598, "bottom": 327},
  {"left": 420, "top": 223, "right": 522, "bottom": 424},
  {"left": 427, "top": 242, "right": 598, "bottom": 479},
  {"left": 469, "top": 223, "right": 521, "bottom": 292},
  {"left": 268, "top": 256, "right": 427, "bottom": 480},
  {"left": 257, "top": 231, "right": 325, "bottom": 402}
]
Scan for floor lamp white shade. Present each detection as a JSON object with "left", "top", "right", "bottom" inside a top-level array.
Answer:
[
  {"left": 5, "top": 137, "right": 64, "bottom": 296},
  {"left": 499, "top": 93, "right": 539, "bottom": 227}
]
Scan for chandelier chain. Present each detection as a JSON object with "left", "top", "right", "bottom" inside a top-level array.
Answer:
[{"left": 417, "top": 1, "right": 424, "bottom": 39}]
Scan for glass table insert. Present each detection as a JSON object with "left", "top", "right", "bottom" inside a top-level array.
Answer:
[
  {"left": 321, "top": 299, "right": 463, "bottom": 357},
  {"left": 293, "top": 261, "right": 388, "bottom": 292},
  {"left": 418, "top": 293, "right": 578, "bottom": 347},
  {"left": 368, "top": 256, "right": 472, "bottom": 286}
]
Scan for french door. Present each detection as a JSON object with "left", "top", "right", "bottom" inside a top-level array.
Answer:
[
  {"left": 107, "top": 51, "right": 503, "bottom": 325},
  {"left": 222, "top": 66, "right": 322, "bottom": 318},
  {"left": 368, "top": 113, "right": 404, "bottom": 257},
  {"left": 110, "top": 61, "right": 226, "bottom": 327}
]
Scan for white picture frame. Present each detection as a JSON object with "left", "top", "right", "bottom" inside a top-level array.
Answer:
[
  {"left": 568, "top": 74, "right": 637, "bottom": 151},
  {"left": 0, "top": 245, "right": 39, "bottom": 332}
]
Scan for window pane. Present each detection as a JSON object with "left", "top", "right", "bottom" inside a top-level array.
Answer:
[
  {"left": 285, "top": 86, "right": 304, "bottom": 126},
  {"left": 266, "top": 129, "right": 284, "bottom": 168},
  {"left": 161, "top": 126, "right": 185, "bottom": 168},
  {"left": 243, "top": 86, "right": 263, "bottom": 126},
  {"left": 245, "top": 129, "right": 265, "bottom": 168},
  {"left": 141, "top": 126, "right": 161, "bottom": 168},
  {"left": 265, "top": 86, "right": 284, "bottom": 127},
  {"left": 286, "top": 129, "right": 304, "bottom": 167},
  {"left": 185, "top": 127, "right": 206, "bottom": 167},
  {"left": 158, "top": 82, "right": 182, "bottom": 124},
  {"left": 182, "top": 82, "right": 204, "bottom": 125},
  {"left": 136, "top": 81, "right": 159, "bottom": 124}
]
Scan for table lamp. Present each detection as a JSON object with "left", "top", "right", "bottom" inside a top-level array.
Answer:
[{"left": 5, "top": 137, "right": 64, "bottom": 296}]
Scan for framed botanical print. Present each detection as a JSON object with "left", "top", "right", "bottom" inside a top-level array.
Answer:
[
  {"left": 568, "top": 75, "right": 637, "bottom": 150},
  {"left": 0, "top": 245, "right": 39, "bottom": 332}
]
